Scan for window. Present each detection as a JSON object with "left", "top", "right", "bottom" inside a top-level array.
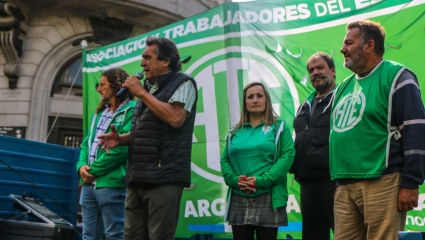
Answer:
[
  {"left": 46, "top": 117, "right": 83, "bottom": 148},
  {"left": 47, "top": 57, "right": 83, "bottom": 148},
  {"left": 51, "top": 57, "right": 83, "bottom": 97}
]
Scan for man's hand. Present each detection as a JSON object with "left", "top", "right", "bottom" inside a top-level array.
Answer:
[
  {"left": 123, "top": 75, "right": 146, "bottom": 97},
  {"left": 97, "top": 124, "right": 121, "bottom": 153},
  {"left": 398, "top": 188, "right": 419, "bottom": 212},
  {"left": 79, "top": 165, "right": 95, "bottom": 185}
]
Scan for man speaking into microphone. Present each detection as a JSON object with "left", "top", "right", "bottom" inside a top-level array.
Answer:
[{"left": 97, "top": 36, "right": 198, "bottom": 240}]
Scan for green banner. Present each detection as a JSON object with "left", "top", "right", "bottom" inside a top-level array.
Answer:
[{"left": 83, "top": 0, "right": 425, "bottom": 238}]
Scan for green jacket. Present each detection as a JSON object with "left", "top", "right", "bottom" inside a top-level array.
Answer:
[
  {"left": 221, "top": 120, "right": 295, "bottom": 220},
  {"left": 76, "top": 100, "right": 135, "bottom": 188}
]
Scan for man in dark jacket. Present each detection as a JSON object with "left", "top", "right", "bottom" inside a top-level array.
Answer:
[
  {"left": 97, "top": 37, "right": 197, "bottom": 240},
  {"left": 290, "top": 52, "right": 336, "bottom": 240}
]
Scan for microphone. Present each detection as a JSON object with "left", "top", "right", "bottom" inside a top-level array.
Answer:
[{"left": 116, "top": 72, "right": 144, "bottom": 97}]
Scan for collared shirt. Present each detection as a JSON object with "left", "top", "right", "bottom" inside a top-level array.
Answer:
[
  {"left": 146, "top": 80, "right": 196, "bottom": 114},
  {"left": 89, "top": 99, "right": 130, "bottom": 165}
]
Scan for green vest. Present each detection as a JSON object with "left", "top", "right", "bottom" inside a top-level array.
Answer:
[{"left": 329, "top": 60, "right": 405, "bottom": 180}]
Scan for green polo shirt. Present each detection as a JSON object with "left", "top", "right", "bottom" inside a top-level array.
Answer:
[{"left": 228, "top": 122, "right": 276, "bottom": 195}]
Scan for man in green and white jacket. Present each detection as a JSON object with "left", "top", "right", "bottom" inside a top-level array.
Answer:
[{"left": 76, "top": 68, "right": 135, "bottom": 240}]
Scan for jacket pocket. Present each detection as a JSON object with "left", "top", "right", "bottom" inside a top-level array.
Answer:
[{"left": 304, "top": 137, "right": 329, "bottom": 170}]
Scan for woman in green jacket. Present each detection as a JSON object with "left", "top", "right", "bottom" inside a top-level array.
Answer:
[{"left": 220, "top": 81, "right": 295, "bottom": 240}]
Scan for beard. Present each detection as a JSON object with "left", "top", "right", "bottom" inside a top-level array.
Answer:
[
  {"left": 344, "top": 45, "right": 367, "bottom": 72},
  {"left": 100, "top": 96, "right": 113, "bottom": 109},
  {"left": 96, "top": 97, "right": 111, "bottom": 113},
  {"left": 312, "top": 75, "right": 332, "bottom": 93}
]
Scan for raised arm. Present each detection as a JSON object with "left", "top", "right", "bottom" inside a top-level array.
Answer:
[{"left": 123, "top": 76, "right": 188, "bottom": 128}]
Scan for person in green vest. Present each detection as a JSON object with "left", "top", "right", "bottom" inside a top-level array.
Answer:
[
  {"left": 220, "top": 82, "right": 295, "bottom": 240},
  {"left": 330, "top": 20, "right": 425, "bottom": 239}
]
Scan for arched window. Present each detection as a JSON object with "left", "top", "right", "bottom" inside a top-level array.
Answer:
[
  {"left": 46, "top": 57, "right": 83, "bottom": 148},
  {"left": 51, "top": 57, "right": 83, "bottom": 96}
]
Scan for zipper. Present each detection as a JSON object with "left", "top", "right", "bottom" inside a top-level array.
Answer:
[{"left": 158, "top": 137, "right": 163, "bottom": 167}]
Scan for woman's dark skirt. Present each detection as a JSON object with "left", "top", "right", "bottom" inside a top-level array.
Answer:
[{"left": 228, "top": 192, "right": 288, "bottom": 227}]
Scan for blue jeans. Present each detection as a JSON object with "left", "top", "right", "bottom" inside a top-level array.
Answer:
[{"left": 80, "top": 185, "right": 126, "bottom": 240}]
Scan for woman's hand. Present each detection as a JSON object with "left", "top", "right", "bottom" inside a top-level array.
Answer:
[{"left": 238, "top": 176, "right": 257, "bottom": 194}]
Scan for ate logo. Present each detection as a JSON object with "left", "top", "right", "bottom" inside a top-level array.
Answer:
[{"left": 332, "top": 91, "right": 366, "bottom": 132}]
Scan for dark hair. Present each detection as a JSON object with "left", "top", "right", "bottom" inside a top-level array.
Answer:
[
  {"left": 96, "top": 67, "right": 134, "bottom": 113},
  {"left": 306, "top": 52, "right": 335, "bottom": 70},
  {"left": 347, "top": 20, "right": 385, "bottom": 56},
  {"left": 233, "top": 82, "right": 278, "bottom": 134},
  {"left": 146, "top": 36, "right": 181, "bottom": 71}
]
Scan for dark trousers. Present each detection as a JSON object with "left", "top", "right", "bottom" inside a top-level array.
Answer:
[
  {"left": 300, "top": 178, "right": 335, "bottom": 240},
  {"left": 124, "top": 184, "right": 183, "bottom": 240}
]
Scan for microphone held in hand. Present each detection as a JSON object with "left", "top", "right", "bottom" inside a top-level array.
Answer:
[{"left": 116, "top": 72, "right": 145, "bottom": 97}]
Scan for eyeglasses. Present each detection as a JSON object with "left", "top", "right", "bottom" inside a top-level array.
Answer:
[{"left": 95, "top": 83, "right": 99, "bottom": 89}]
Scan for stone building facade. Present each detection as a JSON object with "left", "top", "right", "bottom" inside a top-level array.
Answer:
[{"left": 0, "top": 0, "right": 223, "bottom": 147}]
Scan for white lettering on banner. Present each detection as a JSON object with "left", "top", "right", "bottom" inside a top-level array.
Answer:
[
  {"left": 197, "top": 17, "right": 210, "bottom": 32},
  {"left": 314, "top": 0, "right": 351, "bottom": 17},
  {"left": 232, "top": 11, "right": 245, "bottom": 24},
  {"left": 406, "top": 216, "right": 425, "bottom": 227},
  {"left": 185, "top": 201, "right": 197, "bottom": 217},
  {"left": 173, "top": 25, "right": 185, "bottom": 38},
  {"left": 184, "top": 198, "right": 226, "bottom": 218},
  {"left": 355, "top": 0, "right": 382, "bottom": 9},
  {"left": 245, "top": 11, "right": 258, "bottom": 22},
  {"left": 163, "top": 5, "right": 311, "bottom": 39},
  {"left": 209, "top": 14, "right": 224, "bottom": 29},
  {"left": 85, "top": 1, "right": 395, "bottom": 63},
  {"left": 286, "top": 194, "right": 301, "bottom": 213},
  {"left": 297, "top": 4, "right": 311, "bottom": 19},
  {"left": 314, "top": 3, "right": 328, "bottom": 17},
  {"left": 184, "top": 197, "right": 301, "bottom": 218},
  {"left": 258, "top": 9, "right": 273, "bottom": 23},
  {"left": 223, "top": 10, "right": 232, "bottom": 26},
  {"left": 184, "top": 21, "right": 197, "bottom": 36},
  {"left": 184, "top": 196, "right": 301, "bottom": 218},
  {"left": 85, "top": 34, "right": 159, "bottom": 63},
  {"left": 211, "top": 198, "right": 226, "bottom": 216}
]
